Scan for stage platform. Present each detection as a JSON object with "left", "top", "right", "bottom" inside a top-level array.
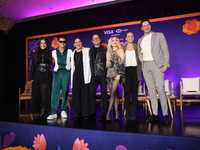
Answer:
[{"left": 0, "top": 103, "right": 200, "bottom": 150}]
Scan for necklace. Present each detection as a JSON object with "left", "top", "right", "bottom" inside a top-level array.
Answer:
[{"left": 75, "top": 51, "right": 81, "bottom": 66}]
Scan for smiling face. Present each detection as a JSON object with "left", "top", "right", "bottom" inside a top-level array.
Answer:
[
  {"left": 111, "top": 37, "right": 119, "bottom": 48},
  {"left": 39, "top": 39, "right": 47, "bottom": 50},
  {"left": 141, "top": 21, "right": 152, "bottom": 35},
  {"left": 58, "top": 37, "right": 66, "bottom": 48},
  {"left": 92, "top": 34, "right": 101, "bottom": 47},
  {"left": 73, "top": 38, "right": 83, "bottom": 50},
  {"left": 125, "top": 32, "right": 134, "bottom": 43}
]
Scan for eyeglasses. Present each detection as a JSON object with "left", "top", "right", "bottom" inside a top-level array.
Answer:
[
  {"left": 92, "top": 38, "right": 100, "bottom": 40},
  {"left": 59, "top": 41, "right": 66, "bottom": 43}
]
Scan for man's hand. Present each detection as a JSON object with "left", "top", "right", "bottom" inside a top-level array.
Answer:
[{"left": 160, "top": 66, "right": 167, "bottom": 73}]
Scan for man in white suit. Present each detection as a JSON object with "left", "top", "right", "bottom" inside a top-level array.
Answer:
[{"left": 138, "top": 19, "right": 170, "bottom": 124}]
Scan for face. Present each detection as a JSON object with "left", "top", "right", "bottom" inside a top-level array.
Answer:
[
  {"left": 125, "top": 32, "right": 134, "bottom": 43},
  {"left": 111, "top": 37, "right": 119, "bottom": 48},
  {"left": 58, "top": 37, "right": 66, "bottom": 48},
  {"left": 141, "top": 21, "right": 151, "bottom": 34},
  {"left": 40, "top": 39, "right": 47, "bottom": 50},
  {"left": 92, "top": 34, "right": 101, "bottom": 47},
  {"left": 74, "top": 38, "right": 83, "bottom": 49}
]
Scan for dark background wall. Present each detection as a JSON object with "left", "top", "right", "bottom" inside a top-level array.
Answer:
[
  {"left": 2, "top": 0, "right": 199, "bottom": 113},
  {"left": 0, "top": 30, "right": 5, "bottom": 113}
]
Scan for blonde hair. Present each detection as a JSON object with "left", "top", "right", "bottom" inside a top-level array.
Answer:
[{"left": 106, "top": 36, "right": 122, "bottom": 68}]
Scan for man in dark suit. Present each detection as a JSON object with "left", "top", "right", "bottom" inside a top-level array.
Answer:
[
  {"left": 89, "top": 34, "right": 107, "bottom": 121},
  {"left": 138, "top": 19, "right": 170, "bottom": 124}
]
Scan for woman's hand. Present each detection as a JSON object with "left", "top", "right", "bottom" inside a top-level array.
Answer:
[{"left": 115, "top": 75, "right": 120, "bottom": 81}]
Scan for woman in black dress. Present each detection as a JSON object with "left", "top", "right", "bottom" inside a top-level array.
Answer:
[
  {"left": 71, "top": 38, "right": 91, "bottom": 120},
  {"left": 30, "top": 37, "right": 53, "bottom": 119}
]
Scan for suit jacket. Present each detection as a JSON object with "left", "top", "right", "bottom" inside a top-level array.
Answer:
[
  {"left": 137, "top": 32, "right": 170, "bottom": 69},
  {"left": 123, "top": 43, "right": 142, "bottom": 81}
]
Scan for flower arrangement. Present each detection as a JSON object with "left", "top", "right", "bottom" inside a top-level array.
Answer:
[
  {"left": 2, "top": 146, "right": 31, "bottom": 150},
  {"left": 51, "top": 37, "right": 59, "bottom": 49},
  {"left": 182, "top": 19, "right": 200, "bottom": 35},
  {"left": 72, "top": 138, "right": 89, "bottom": 150}
]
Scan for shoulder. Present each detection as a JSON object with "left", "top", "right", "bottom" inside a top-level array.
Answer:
[
  {"left": 117, "top": 49, "right": 125, "bottom": 59},
  {"left": 33, "top": 51, "right": 37, "bottom": 55},
  {"left": 83, "top": 47, "right": 90, "bottom": 51},
  {"left": 100, "top": 45, "right": 107, "bottom": 50},
  {"left": 153, "top": 32, "right": 164, "bottom": 36},
  {"left": 138, "top": 36, "right": 144, "bottom": 43},
  {"left": 67, "top": 49, "right": 73, "bottom": 54},
  {"left": 123, "top": 43, "right": 127, "bottom": 49},
  {"left": 52, "top": 50, "right": 56, "bottom": 54}
]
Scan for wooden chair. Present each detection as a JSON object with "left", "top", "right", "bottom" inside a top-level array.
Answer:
[
  {"left": 19, "top": 81, "right": 33, "bottom": 120},
  {"left": 180, "top": 78, "right": 200, "bottom": 111}
]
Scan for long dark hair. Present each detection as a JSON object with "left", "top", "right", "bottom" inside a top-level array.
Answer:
[{"left": 34, "top": 37, "right": 53, "bottom": 65}]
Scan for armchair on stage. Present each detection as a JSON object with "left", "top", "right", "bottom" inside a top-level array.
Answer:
[
  {"left": 180, "top": 77, "right": 200, "bottom": 111},
  {"left": 19, "top": 81, "right": 33, "bottom": 120}
]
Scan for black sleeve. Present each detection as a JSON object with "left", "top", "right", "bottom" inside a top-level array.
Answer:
[{"left": 30, "top": 52, "right": 37, "bottom": 80}]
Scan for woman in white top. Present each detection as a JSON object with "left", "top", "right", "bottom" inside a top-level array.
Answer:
[
  {"left": 123, "top": 32, "right": 142, "bottom": 121},
  {"left": 71, "top": 38, "right": 91, "bottom": 120}
]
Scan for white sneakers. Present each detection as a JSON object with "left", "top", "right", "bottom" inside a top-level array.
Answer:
[
  {"left": 47, "top": 111, "right": 67, "bottom": 119},
  {"left": 47, "top": 114, "right": 57, "bottom": 119},
  {"left": 61, "top": 111, "right": 68, "bottom": 118}
]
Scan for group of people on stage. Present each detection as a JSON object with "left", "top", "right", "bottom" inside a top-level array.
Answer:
[{"left": 29, "top": 19, "right": 170, "bottom": 124}]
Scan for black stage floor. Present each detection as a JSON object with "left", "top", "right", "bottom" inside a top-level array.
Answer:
[{"left": 1, "top": 102, "right": 200, "bottom": 138}]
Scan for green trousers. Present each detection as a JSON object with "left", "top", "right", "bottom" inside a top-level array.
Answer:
[{"left": 50, "top": 70, "right": 70, "bottom": 114}]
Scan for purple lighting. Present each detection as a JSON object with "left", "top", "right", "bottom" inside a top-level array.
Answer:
[{"left": 1, "top": 0, "right": 116, "bottom": 22}]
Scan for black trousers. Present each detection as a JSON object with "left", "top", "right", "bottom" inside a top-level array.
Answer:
[
  {"left": 124, "top": 67, "right": 138, "bottom": 113},
  {"left": 72, "top": 72, "right": 89, "bottom": 117},
  {"left": 89, "top": 75, "right": 107, "bottom": 114}
]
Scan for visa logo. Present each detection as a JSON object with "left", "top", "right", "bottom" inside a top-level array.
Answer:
[{"left": 103, "top": 30, "right": 114, "bottom": 34}]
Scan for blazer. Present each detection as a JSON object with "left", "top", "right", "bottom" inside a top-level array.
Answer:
[
  {"left": 71, "top": 47, "right": 91, "bottom": 88},
  {"left": 137, "top": 32, "right": 170, "bottom": 68},
  {"left": 52, "top": 48, "right": 72, "bottom": 72},
  {"left": 123, "top": 43, "right": 142, "bottom": 81}
]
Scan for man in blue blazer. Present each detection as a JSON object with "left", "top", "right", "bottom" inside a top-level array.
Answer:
[{"left": 138, "top": 19, "right": 170, "bottom": 124}]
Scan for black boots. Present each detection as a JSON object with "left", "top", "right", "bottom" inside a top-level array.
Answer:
[{"left": 36, "top": 108, "right": 46, "bottom": 120}]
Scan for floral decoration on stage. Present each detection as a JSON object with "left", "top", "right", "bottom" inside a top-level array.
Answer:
[
  {"left": 32, "top": 134, "right": 47, "bottom": 150},
  {"left": 0, "top": 132, "right": 174, "bottom": 150},
  {"left": 182, "top": 19, "right": 200, "bottom": 35},
  {"left": 116, "top": 145, "right": 127, "bottom": 150},
  {"left": 0, "top": 132, "right": 16, "bottom": 149},
  {"left": 51, "top": 37, "right": 59, "bottom": 49},
  {"left": 72, "top": 138, "right": 89, "bottom": 150},
  {"left": 2, "top": 146, "right": 31, "bottom": 150}
]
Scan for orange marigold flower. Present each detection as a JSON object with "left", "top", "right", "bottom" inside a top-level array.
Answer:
[
  {"left": 51, "top": 37, "right": 59, "bottom": 49},
  {"left": 182, "top": 19, "right": 200, "bottom": 35},
  {"left": 2, "top": 146, "right": 31, "bottom": 150},
  {"left": 32, "top": 134, "right": 47, "bottom": 150},
  {"left": 72, "top": 138, "right": 89, "bottom": 150}
]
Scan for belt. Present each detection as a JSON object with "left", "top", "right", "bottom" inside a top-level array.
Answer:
[{"left": 37, "top": 63, "right": 50, "bottom": 72}]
